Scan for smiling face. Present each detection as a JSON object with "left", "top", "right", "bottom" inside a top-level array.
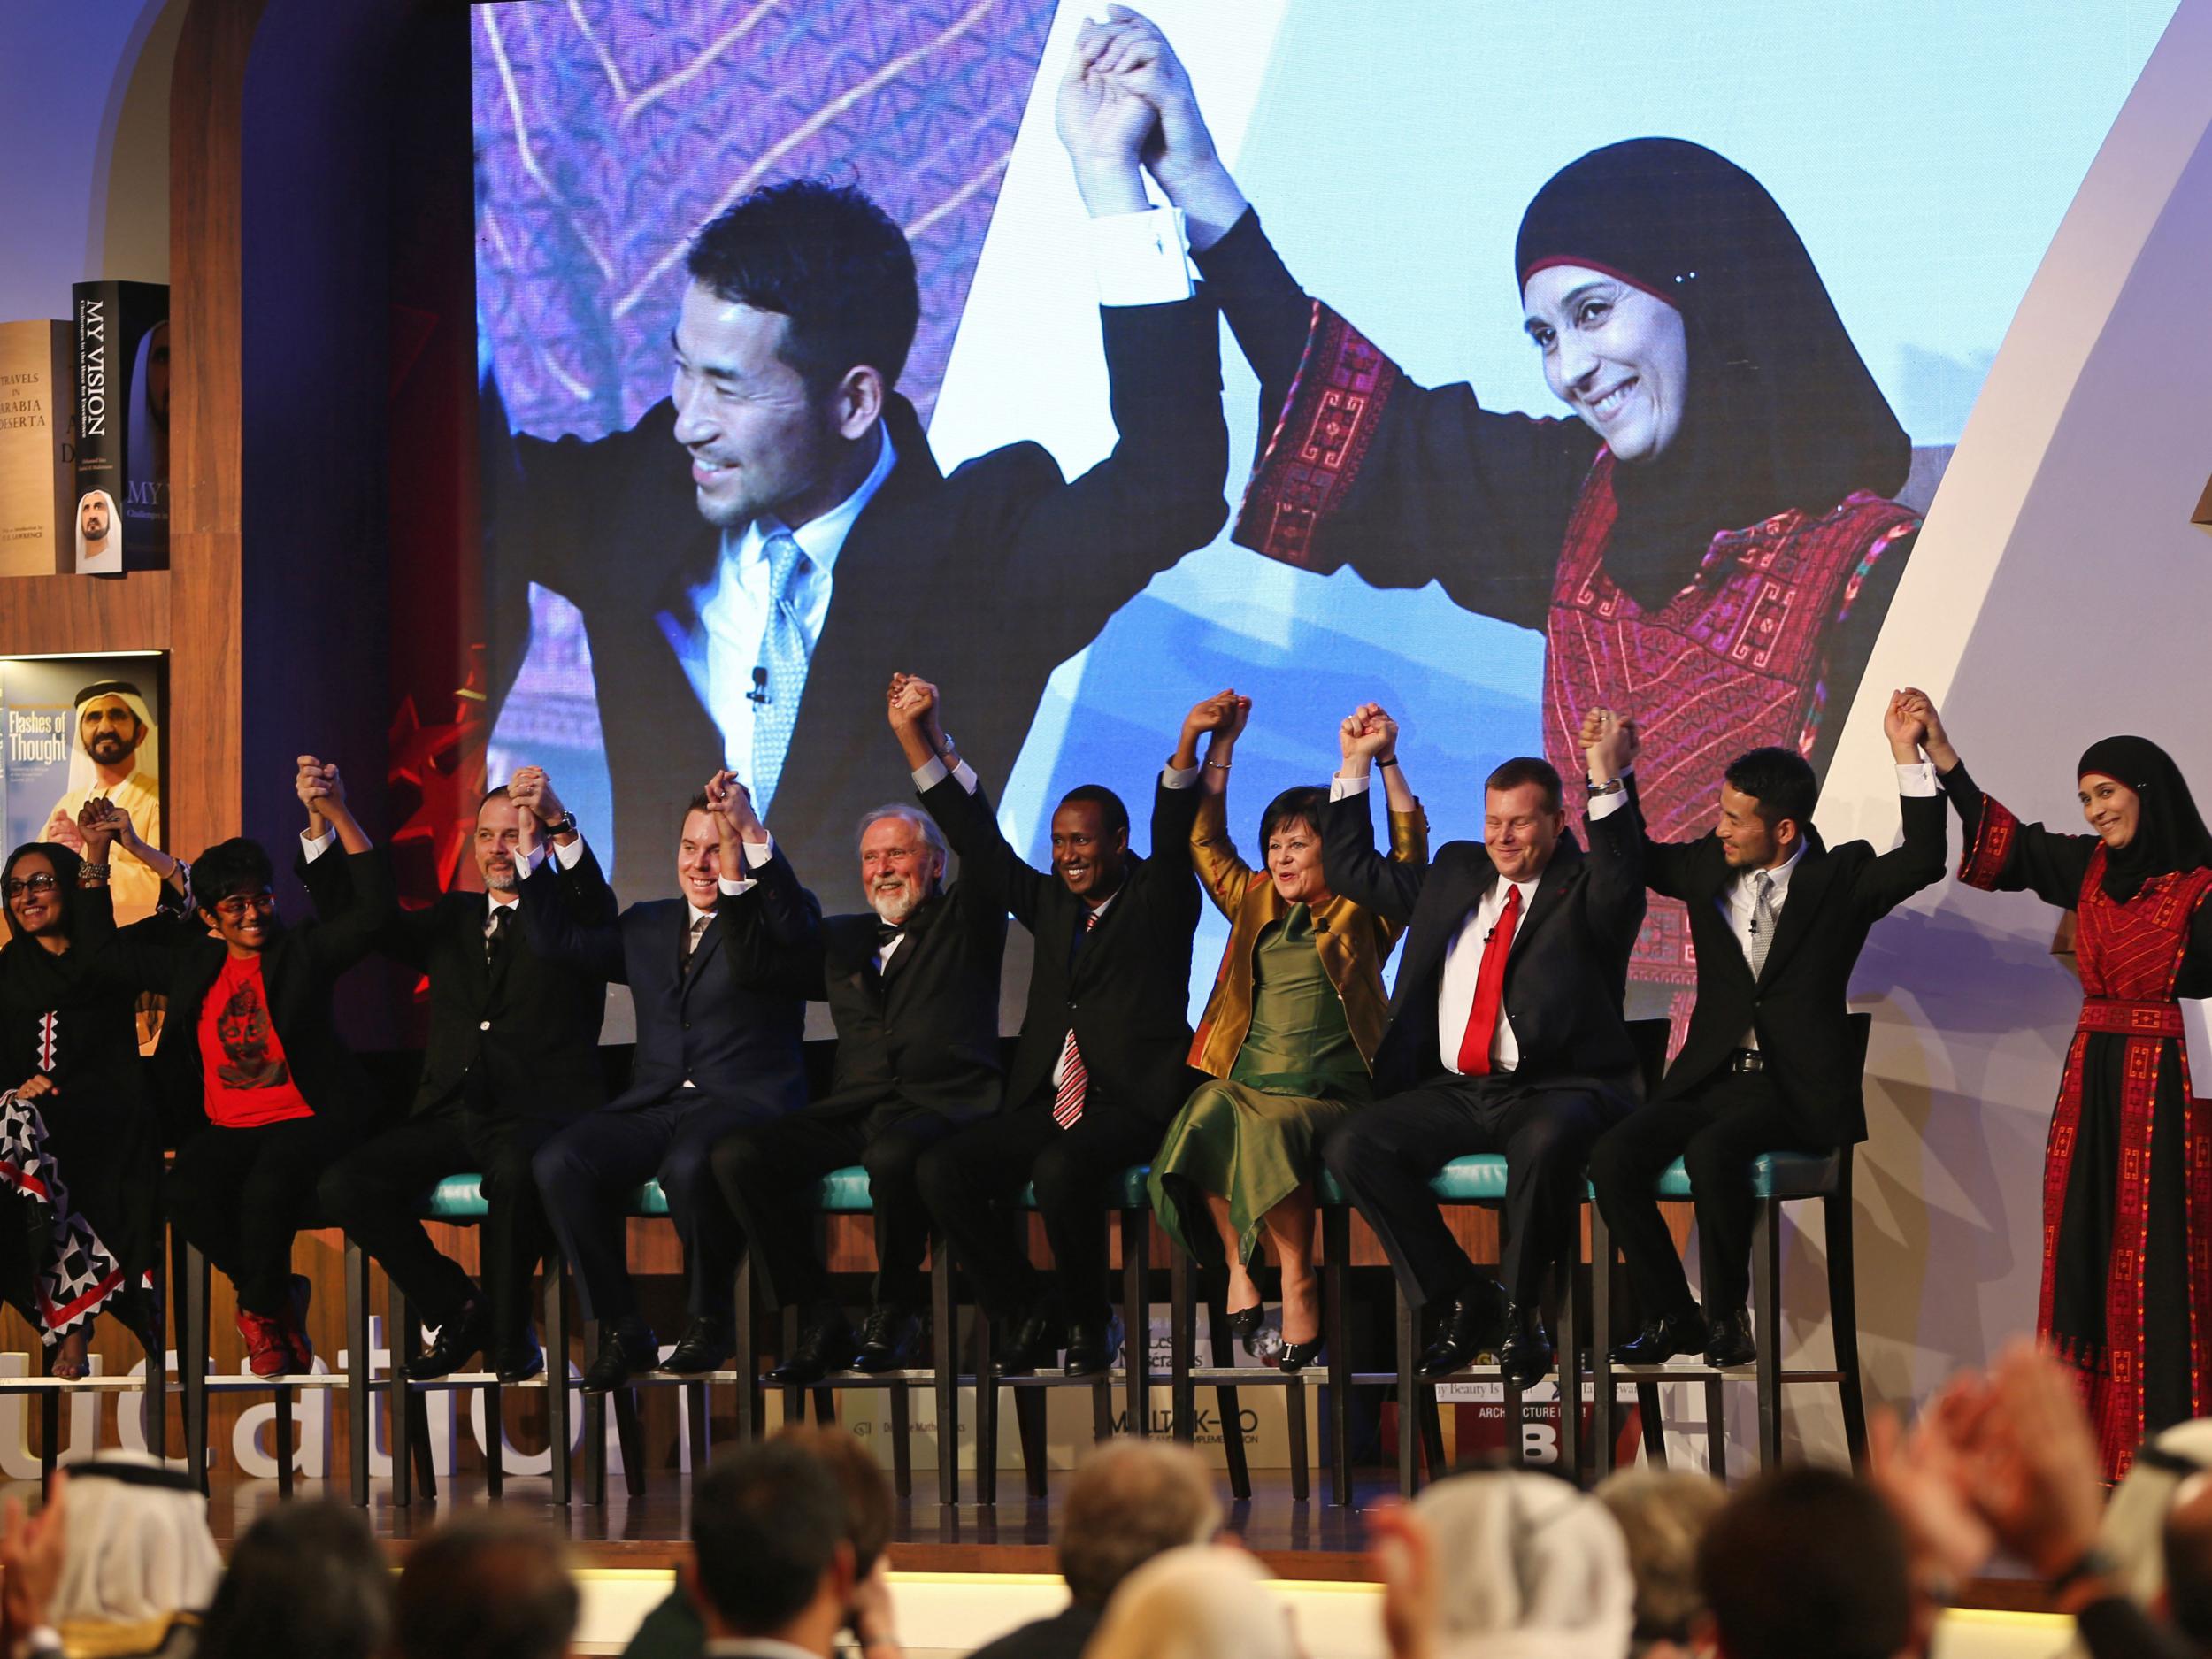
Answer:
[
  {"left": 1484, "top": 782, "right": 1565, "bottom": 884},
  {"left": 1521, "top": 264, "right": 1690, "bottom": 465},
  {"left": 1714, "top": 781, "right": 1795, "bottom": 869},
  {"left": 207, "top": 886, "right": 277, "bottom": 956},
  {"left": 859, "top": 814, "right": 941, "bottom": 926},
  {"left": 4, "top": 853, "right": 64, "bottom": 940},
  {"left": 1265, "top": 816, "right": 1329, "bottom": 905},
  {"left": 474, "top": 794, "right": 525, "bottom": 894},
  {"left": 1050, "top": 800, "right": 1128, "bottom": 902},
  {"left": 676, "top": 807, "right": 725, "bottom": 910},
  {"left": 78, "top": 695, "right": 142, "bottom": 767},
  {"left": 2079, "top": 773, "right": 2143, "bottom": 850}
]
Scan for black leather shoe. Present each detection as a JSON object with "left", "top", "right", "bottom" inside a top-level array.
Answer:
[
  {"left": 1417, "top": 1281, "right": 1508, "bottom": 1379},
  {"left": 406, "top": 1299, "right": 491, "bottom": 1381},
  {"left": 664, "top": 1314, "right": 733, "bottom": 1375},
  {"left": 850, "top": 1304, "right": 924, "bottom": 1374},
  {"left": 494, "top": 1326, "right": 545, "bottom": 1385},
  {"left": 770, "top": 1312, "right": 856, "bottom": 1385},
  {"left": 992, "top": 1309, "right": 1066, "bottom": 1377},
  {"left": 1609, "top": 1309, "right": 1710, "bottom": 1365},
  {"left": 581, "top": 1321, "right": 657, "bottom": 1394},
  {"left": 1064, "top": 1312, "right": 1124, "bottom": 1377},
  {"left": 1498, "top": 1302, "right": 1554, "bottom": 1390},
  {"left": 1702, "top": 1306, "right": 1757, "bottom": 1368}
]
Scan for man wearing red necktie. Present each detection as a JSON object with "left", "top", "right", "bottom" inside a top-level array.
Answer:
[{"left": 1319, "top": 706, "right": 1647, "bottom": 1387}]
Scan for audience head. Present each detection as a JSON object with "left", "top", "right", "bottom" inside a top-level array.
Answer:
[
  {"left": 1414, "top": 1467, "right": 1634, "bottom": 1657},
  {"left": 2166, "top": 1471, "right": 2212, "bottom": 1651},
  {"left": 856, "top": 804, "right": 948, "bottom": 926},
  {"left": 676, "top": 180, "right": 918, "bottom": 531},
  {"left": 1482, "top": 758, "right": 1566, "bottom": 883},
  {"left": 4, "top": 842, "right": 83, "bottom": 944},
  {"left": 1051, "top": 785, "right": 1132, "bottom": 902},
  {"left": 677, "top": 791, "right": 726, "bottom": 910},
  {"left": 687, "top": 1440, "right": 855, "bottom": 1650},
  {"left": 1084, "top": 1544, "right": 1295, "bottom": 1659},
  {"left": 1596, "top": 1470, "right": 1727, "bottom": 1658},
  {"left": 196, "top": 1497, "right": 390, "bottom": 1659},
  {"left": 393, "top": 1513, "right": 578, "bottom": 1659},
  {"left": 1258, "top": 786, "right": 1332, "bottom": 906},
  {"left": 49, "top": 1457, "right": 223, "bottom": 1641},
  {"left": 1717, "top": 747, "right": 1817, "bottom": 869},
  {"left": 2095, "top": 1417, "right": 2212, "bottom": 1631},
  {"left": 193, "top": 837, "right": 280, "bottom": 955},
  {"left": 775, "top": 1423, "right": 896, "bottom": 1578},
  {"left": 1699, "top": 1466, "right": 1910, "bottom": 1659},
  {"left": 1058, "top": 1440, "right": 1225, "bottom": 1609},
  {"left": 475, "top": 786, "right": 526, "bottom": 895}
]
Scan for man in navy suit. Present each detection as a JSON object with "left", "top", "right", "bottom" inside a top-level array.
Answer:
[{"left": 514, "top": 764, "right": 819, "bottom": 1392}]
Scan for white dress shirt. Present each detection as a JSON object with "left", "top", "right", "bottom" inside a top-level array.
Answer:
[{"left": 521, "top": 829, "right": 771, "bottom": 902}]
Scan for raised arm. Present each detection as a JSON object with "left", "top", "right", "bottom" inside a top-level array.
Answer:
[
  {"left": 1173, "top": 690, "right": 1252, "bottom": 917},
  {"left": 1577, "top": 709, "right": 1648, "bottom": 955},
  {"left": 510, "top": 766, "right": 627, "bottom": 982},
  {"left": 890, "top": 674, "right": 1047, "bottom": 932},
  {"left": 1901, "top": 688, "right": 2093, "bottom": 910},
  {"left": 1320, "top": 703, "right": 1428, "bottom": 925},
  {"left": 706, "top": 770, "right": 820, "bottom": 950},
  {"left": 1846, "top": 689, "right": 1950, "bottom": 918},
  {"left": 288, "top": 757, "right": 393, "bottom": 976},
  {"left": 78, "top": 798, "right": 188, "bottom": 904}
]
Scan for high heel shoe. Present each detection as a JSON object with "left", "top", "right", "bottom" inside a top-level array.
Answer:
[
  {"left": 1278, "top": 1336, "right": 1325, "bottom": 1374},
  {"left": 1226, "top": 1303, "right": 1273, "bottom": 1359}
]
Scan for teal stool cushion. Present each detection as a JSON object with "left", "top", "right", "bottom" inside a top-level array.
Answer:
[
  {"left": 1427, "top": 1156, "right": 1509, "bottom": 1201},
  {"left": 1017, "top": 1166, "right": 1152, "bottom": 1209},
  {"left": 426, "top": 1176, "right": 488, "bottom": 1219},
  {"left": 628, "top": 1181, "right": 670, "bottom": 1217},
  {"left": 814, "top": 1166, "right": 876, "bottom": 1212}
]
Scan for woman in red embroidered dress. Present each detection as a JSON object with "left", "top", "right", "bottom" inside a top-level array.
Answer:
[
  {"left": 1911, "top": 696, "right": 2212, "bottom": 1481},
  {"left": 1073, "top": 12, "right": 1918, "bottom": 1027}
]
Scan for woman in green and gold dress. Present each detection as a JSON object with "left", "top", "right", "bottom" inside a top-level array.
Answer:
[{"left": 1148, "top": 693, "right": 1425, "bottom": 1368}]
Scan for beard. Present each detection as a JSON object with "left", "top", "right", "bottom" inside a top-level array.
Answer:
[
  {"left": 86, "top": 734, "right": 130, "bottom": 764},
  {"left": 483, "top": 867, "right": 520, "bottom": 894},
  {"left": 868, "top": 882, "right": 922, "bottom": 926}
]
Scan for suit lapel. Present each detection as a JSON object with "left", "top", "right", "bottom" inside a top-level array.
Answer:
[
  {"left": 1754, "top": 841, "right": 1832, "bottom": 987},
  {"left": 1504, "top": 836, "right": 1582, "bottom": 972}
]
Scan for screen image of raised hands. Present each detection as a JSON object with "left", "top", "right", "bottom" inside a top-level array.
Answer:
[
  {"left": 1064, "top": 5, "right": 1248, "bottom": 250},
  {"left": 886, "top": 672, "right": 955, "bottom": 772}
]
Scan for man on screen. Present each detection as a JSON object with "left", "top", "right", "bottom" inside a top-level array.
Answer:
[
  {"left": 482, "top": 49, "right": 1231, "bottom": 897},
  {"left": 41, "top": 680, "right": 163, "bottom": 919}
]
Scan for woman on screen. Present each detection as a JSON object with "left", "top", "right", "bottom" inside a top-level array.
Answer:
[
  {"left": 1912, "top": 696, "right": 2212, "bottom": 1482},
  {"left": 1080, "top": 11, "right": 1919, "bottom": 1029},
  {"left": 1148, "top": 693, "right": 1424, "bottom": 1370}
]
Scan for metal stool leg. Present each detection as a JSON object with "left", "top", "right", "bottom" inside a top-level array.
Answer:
[
  {"left": 1205, "top": 1294, "right": 1251, "bottom": 1502},
  {"left": 733, "top": 1256, "right": 759, "bottom": 1448},
  {"left": 1286, "top": 1377, "right": 1310, "bottom": 1503},
  {"left": 683, "top": 1380, "right": 710, "bottom": 1479},
  {"left": 1590, "top": 1204, "right": 1615, "bottom": 1479},
  {"left": 184, "top": 1246, "right": 210, "bottom": 1494},
  {"left": 275, "top": 1385, "right": 296, "bottom": 1497},
  {"left": 144, "top": 1246, "right": 168, "bottom": 1463},
  {"left": 1638, "top": 1381, "right": 1668, "bottom": 1467},
  {"left": 1395, "top": 1289, "right": 1420, "bottom": 1497},
  {"left": 344, "top": 1241, "right": 369, "bottom": 1504},
  {"left": 544, "top": 1257, "right": 572, "bottom": 1506},
  {"left": 1824, "top": 1171, "right": 1870, "bottom": 1470},
  {"left": 890, "top": 1383, "right": 912, "bottom": 1498},
  {"left": 1704, "top": 1376, "right": 1727, "bottom": 1479},
  {"left": 580, "top": 1319, "right": 607, "bottom": 1507},
  {"left": 486, "top": 1380, "right": 505, "bottom": 1497},
  {"left": 1169, "top": 1248, "right": 1195, "bottom": 1443},
  {"left": 1751, "top": 1198, "right": 1782, "bottom": 1468},
  {"left": 1556, "top": 1248, "right": 1582, "bottom": 1484},
  {"left": 975, "top": 1303, "right": 999, "bottom": 1507},
  {"left": 39, "top": 1392, "right": 58, "bottom": 1487},
  {"left": 1090, "top": 1377, "right": 1112, "bottom": 1444},
  {"left": 1120, "top": 1210, "right": 1148, "bottom": 1439},
  {"left": 612, "top": 1387, "right": 647, "bottom": 1498},
  {"left": 1323, "top": 1207, "right": 1353, "bottom": 1507},
  {"left": 1015, "top": 1386, "right": 1048, "bottom": 1500},
  {"left": 930, "top": 1240, "right": 956, "bottom": 1506}
]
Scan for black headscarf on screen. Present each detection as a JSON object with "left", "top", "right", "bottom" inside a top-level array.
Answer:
[
  {"left": 2, "top": 842, "right": 85, "bottom": 944},
  {"left": 1516, "top": 138, "right": 1912, "bottom": 613},
  {"left": 2076, "top": 736, "right": 2212, "bottom": 902}
]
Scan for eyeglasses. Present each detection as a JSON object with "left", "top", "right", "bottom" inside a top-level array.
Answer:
[
  {"left": 212, "top": 890, "right": 277, "bottom": 920},
  {"left": 2, "top": 875, "right": 58, "bottom": 900}
]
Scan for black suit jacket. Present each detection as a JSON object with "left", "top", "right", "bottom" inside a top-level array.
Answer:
[
  {"left": 966, "top": 1604, "right": 1104, "bottom": 1659},
  {"left": 89, "top": 848, "right": 396, "bottom": 1143},
  {"left": 757, "top": 847, "right": 1007, "bottom": 1129},
  {"left": 918, "top": 772, "right": 1203, "bottom": 1129},
  {"left": 516, "top": 840, "right": 818, "bottom": 1116},
  {"left": 485, "top": 299, "right": 1230, "bottom": 901},
  {"left": 1645, "top": 784, "right": 1947, "bottom": 1145},
  {"left": 1323, "top": 788, "right": 1647, "bottom": 1098},
  {"left": 296, "top": 846, "right": 611, "bottom": 1125}
]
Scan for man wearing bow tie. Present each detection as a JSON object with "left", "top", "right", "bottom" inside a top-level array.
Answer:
[{"left": 709, "top": 784, "right": 1008, "bottom": 1382}]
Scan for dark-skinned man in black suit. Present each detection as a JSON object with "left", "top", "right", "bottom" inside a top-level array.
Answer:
[
  {"left": 515, "top": 764, "right": 819, "bottom": 1392},
  {"left": 901, "top": 673, "right": 1205, "bottom": 1377},
  {"left": 1320, "top": 705, "right": 1647, "bottom": 1387},
  {"left": 1589, "top": 692, "right": 1947, "bottom": 1367},
  {"left": 709, "top": 785, "right": 1007, "bottom": 1383},
  {"left": 481, "top": 39, "right": 1230, "bottom": 906},
  {"left": 307, "top": 780, "right": 610, "bottom": 1384}
]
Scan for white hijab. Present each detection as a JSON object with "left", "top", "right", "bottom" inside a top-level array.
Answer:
[
  {"left": 50, "top": 1454, "right": 223, "bottom": 1627},
  {"left": 1085, "top": 1545, "right": 1299, "bottom": 1659},
  {"left": 1417, "top": 1470, "right": 1636, "bottom": 1659},
  {"left": 2066, "top": 1417, "right": 2212, "bottom": 1657}
]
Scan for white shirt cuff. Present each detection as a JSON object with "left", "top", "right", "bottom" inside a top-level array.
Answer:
[
  {"left": 300, "top": 827, "right": 336, "bottom": 861},
  {"left": 741, "top": 834, "right": 775, "bottom": 869},
  {"left": 1089, "top": 206, "right": 1194, "bottom": 305},
  {"left": 718, "top": 874, "right": 757, "bottom": 897},
  {"left": 1896, "top": 761, "right": 1938, "bottom": 796},
  {"left": 1162, "top": 763, "right": 1201, "bottom": 790},
  {"left": 1330, "top": 772, "right": 1372, "bottom": 803},
  {"left": 551, "top": 834, "right": 586, "bottom": 871},
  {"left": 913, "top": 757, "right": 979, "bottom": 795},
  {"left": 1588, "top": 785, "right": 1629, "bottom": 821}
]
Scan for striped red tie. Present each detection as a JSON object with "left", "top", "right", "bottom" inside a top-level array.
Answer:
[{"left": 1052, "top": 910, "right": 1101, "bottom": 1128}]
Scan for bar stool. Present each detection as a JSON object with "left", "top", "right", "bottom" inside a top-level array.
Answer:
[
  {"left": 12, "top": 1255, "right": 170, "bottom": 1487},
  {"left": 1162, "top": 1218, "right": 1305, "bottom": 1502}
]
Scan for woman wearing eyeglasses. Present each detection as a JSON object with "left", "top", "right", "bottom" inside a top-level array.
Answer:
[{"left": 0, "top": 803, "right": 185, "bottom": 1377}]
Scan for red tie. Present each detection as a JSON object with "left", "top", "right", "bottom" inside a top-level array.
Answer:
[
  {"left": 1053, "top": 910, "right": 1101, "bottom": 1128},
  {"left": 1455, "top": 884, "right": 1522, "bottom": 1076}
]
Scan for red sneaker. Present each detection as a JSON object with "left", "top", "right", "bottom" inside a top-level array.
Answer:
[
  {"left": 280, "top": 1273, "right": 314, "bottom": 1372},
  {"left": 237, "top": 1308, "right": 289, "bottom": 1378}
]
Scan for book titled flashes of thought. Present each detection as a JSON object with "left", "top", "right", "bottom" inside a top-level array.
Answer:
[{"left": 71, "top": 281, "right": 168, "bottom": 573}]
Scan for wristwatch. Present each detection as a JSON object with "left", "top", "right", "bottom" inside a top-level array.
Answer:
[
  {"left": 541, "top": 816, "right": 578, "bottom": 839},
  {"left": 1586, "top": 777, "right": 1626, "bottom": 797}
]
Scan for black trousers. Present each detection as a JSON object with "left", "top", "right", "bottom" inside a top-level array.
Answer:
[
  {"left": 532, "top": 1090, "right": 785, "bottom": 1326},
  {"left": 166, "top": 1115, "right": 360, "bottom": 1317},
  {"left": 711, "top": 1106, "right": 969, "bottom": 1312},
  {"left": 1323, "top": 1071, "right": 1626, "bottom": 1310},
  {"left": 1588, "top": 1070, "right": 1830, "bottom": 1319},
  {"left": 915, "top": 1102, "right": 1161, "bottom": 1327},
  {"left": 316, "top": 1104, "right": 564, "bottom": 1346}
]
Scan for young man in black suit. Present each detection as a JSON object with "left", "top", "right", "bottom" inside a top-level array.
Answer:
[
  {"left": 94, "top": 756, "right": 392, "bottom": 1377},
  {"left": 1589, "top": 694, "right": 1947, "bottom": 1367},
  {"left": 514, "top": 765, "right": 819, "bottom": 1392},
  {"left": 898, "top": 675, "right": 1204, "bottom": 1377},
  {"left": 1321, "top": 706, "right": 1647, "bottom": 1387},
  {"left": 481, "top": 45, "right": 1231, "bottom": 903},
  {"left": 307, "top": 782, "right": 610, "bottom": 1383},
  {"left": 709, "top": 795, "right": 1007, "bottom": 1382}
]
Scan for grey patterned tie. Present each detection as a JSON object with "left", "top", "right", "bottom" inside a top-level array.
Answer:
[
  {"left": 484, "top": 904, "right": 511, "bottom": 964},
  {"left": 1747, "top": 871, "right": 1777, "bottom": 978},
  {"left": 749, "top": 530, "right": 810, "bottom": 814}
]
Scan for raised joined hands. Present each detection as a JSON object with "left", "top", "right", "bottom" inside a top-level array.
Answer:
[
  {"left": 1578, "top": 707, "right": 1640, "bottom": 781},
  {"left": 1340, "top": 702, "right": 1399, "bottom": 765}
]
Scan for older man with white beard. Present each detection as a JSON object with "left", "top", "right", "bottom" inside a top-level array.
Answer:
[{"left": 710, "top": 798, "right": 1009, "bottom": 1379}]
